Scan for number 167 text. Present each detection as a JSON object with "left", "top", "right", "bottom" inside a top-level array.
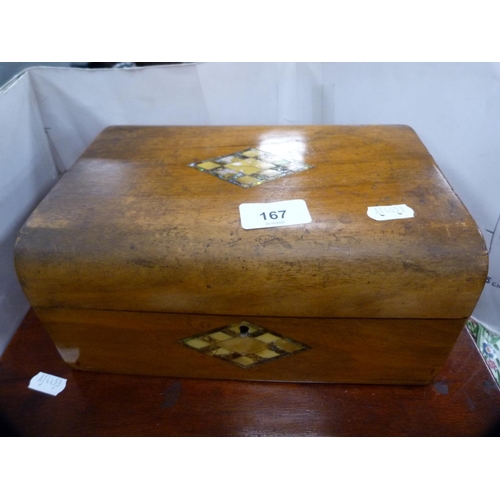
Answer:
[{"left": 259, "top": 210, "right": 286, "bottom": 220}]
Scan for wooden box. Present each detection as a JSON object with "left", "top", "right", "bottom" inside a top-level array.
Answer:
[{"left": 15, "top": 125, "right": 488, "bottom": 384}]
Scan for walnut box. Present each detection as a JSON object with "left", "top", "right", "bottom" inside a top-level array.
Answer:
[{"left": 15, "top": 125, "right": 488, "bottom": 384}]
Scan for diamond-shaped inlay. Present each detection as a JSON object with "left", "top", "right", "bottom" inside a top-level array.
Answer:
[
  {"left": 179, "top": 321, "right": 310, "bottom": 369},
  {"left": 188, "top": 148, "right": 314, "bottom": 188}
]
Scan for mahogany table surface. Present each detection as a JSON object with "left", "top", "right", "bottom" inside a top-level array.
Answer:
[{"left": 1, "top": 309, "right": 499, "bottom": 437}]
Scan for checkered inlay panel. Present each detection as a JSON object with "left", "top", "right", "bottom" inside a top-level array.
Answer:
[
  {"left": 179, "top": 321, "right": 310, "bottom": 369},
  {"left": 188, "top": 148, "right": 314, "bottom": 188}
]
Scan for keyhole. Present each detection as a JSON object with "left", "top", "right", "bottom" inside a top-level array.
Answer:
[{"left": 239, "top": 325, "right": 249, "bottom": 337}]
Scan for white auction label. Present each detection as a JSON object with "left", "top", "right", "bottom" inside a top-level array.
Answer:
[
  {"left": 367, "top": 204, "right": 414, "bottom": 221},
  {"left": 239, "top": 199, "right": 312, "bottom": 230},
  {"left": 28, "top": 372, "right": 67, "bottom": 396}
]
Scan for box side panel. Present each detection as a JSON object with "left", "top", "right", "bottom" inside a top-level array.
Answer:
[{"left": 36, "top": 307, "right": 464, "bottom": 385}]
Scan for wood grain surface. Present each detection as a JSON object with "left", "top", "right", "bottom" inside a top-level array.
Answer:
[
  {"left": 36, "top": 307, "right": 465, "bottom": 384},
  {"left": 15, "top": 125, "right": 488, "bottom": 318},
  {"left": 13, "top": 126, "right": 488, "bottom": 383},
  {"left": 1, "top": 310, "right": 499, "bottom": 437}
]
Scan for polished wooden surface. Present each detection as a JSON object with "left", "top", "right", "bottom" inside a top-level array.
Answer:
[
  {"left": 16, "top": 125, "right": 487, "bottom": 319},
  {"left": 37, "top": 307, "right": 464, "bottom": 384},
  {"left": 1, "top": 309, "right": 500, "bottom": 436},
  {"left": 13, "top": 126, "right": 488, "bottom": 383}
]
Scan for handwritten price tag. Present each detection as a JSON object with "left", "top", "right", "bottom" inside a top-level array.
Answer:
[
  {"left": 367, "top": 204, "right": 414, "bottom": 221},
  {"left": 239, "top": 199, "right": 312, "bottom": 230},
  {"left": 28, "top": 372, "right": 67, "bottom": 396}
]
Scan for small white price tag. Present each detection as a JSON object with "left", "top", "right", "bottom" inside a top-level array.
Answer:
[
  {"left": 239, "top": 199, "right": 312, "bottom": 230},
  {"left": 367, "top": 204, "right": 414, "bottom": 221},
  {"left": 28, "top": 372, "right": 67, "bottom": 396}
]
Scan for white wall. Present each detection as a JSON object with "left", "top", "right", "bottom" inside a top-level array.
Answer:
[
  {"left": 0, "top": 74, "right": 60, "bottom": 354},
  {"left": 1, "top": 62, "right": 499, "bottom": 355}
]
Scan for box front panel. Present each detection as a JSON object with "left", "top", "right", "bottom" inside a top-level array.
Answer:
[{"left": 36, "top": 307, "right": 464, "bottom": 385}]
